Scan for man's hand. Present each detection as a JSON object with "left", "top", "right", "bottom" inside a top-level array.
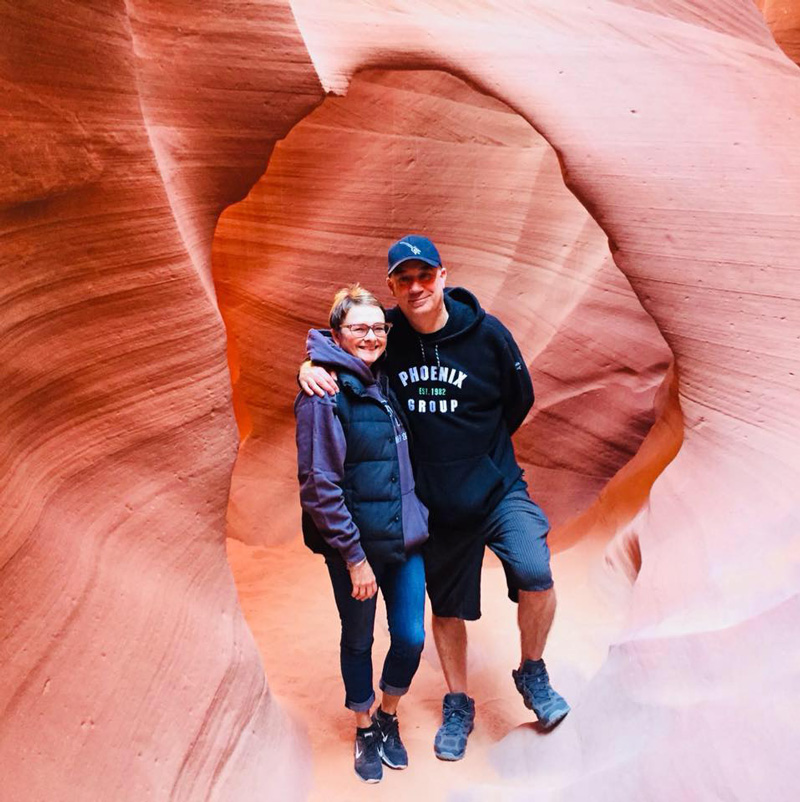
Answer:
[
  {"left": 348, "top": 559, "right": 378, "bottom": 601},
  {"left": 299, "top": 360, "right": 338, "bottom": 397}
]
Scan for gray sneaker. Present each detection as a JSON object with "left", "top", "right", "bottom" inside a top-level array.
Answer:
[
  {"left": 433, "top": 692, "right": 475, "bottom": 761},
  {"left": 373, "top": 708, "right": 408, "bottom": 769},
  {"left": 354, "top": 724, "right": 383, "bottom": 783},
  {"left": 512, "top": 658, "right": 570, "bottom": 729}
]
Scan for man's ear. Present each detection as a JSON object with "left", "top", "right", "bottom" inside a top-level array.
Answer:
[
  {"left": 387, "top": 275, "right": 397, "bottom": 297},
  {"left": 440, "top": 265, "right": 447, "bottom": 285}
]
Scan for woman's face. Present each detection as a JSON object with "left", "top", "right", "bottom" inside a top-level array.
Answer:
[{"left": 332, "top": 305, "right": 388, "bottom": 366}]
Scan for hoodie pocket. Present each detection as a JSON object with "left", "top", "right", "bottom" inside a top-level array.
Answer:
[{"left": 416, "top": 454, "right": 505, "bottom": 527}]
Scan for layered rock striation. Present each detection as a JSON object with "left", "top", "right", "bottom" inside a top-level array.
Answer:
[
  {"left": 758, "top": 0, "right": 800, "bottom": 64},
  {"left": 213, "top": 68, "right": 673, "bottom": 549},
  {"left": 1, "top": 2, "right": 322, "bottom": 800},
  {"left": 3, "top": 1, "right": 799, "bottom": 800}
]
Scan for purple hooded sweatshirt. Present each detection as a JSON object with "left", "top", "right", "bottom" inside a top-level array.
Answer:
[{"left": 294, "top": 330, "right": 429, "bottom": 565}]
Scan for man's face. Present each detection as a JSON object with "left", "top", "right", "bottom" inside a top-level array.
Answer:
[{"left": 387, "top": 260, "right": 447, "bottom": 321}]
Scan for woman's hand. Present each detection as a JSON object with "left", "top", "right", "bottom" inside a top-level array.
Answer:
[
  {"left": 299, "top": 360, "right": 338, "bottom": 397},
  {"left": 348, "top": 559, "right": 378, "bottom": 601}
]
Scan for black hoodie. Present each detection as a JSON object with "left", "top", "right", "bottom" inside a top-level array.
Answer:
[{"left": 385, "top": 287, "right": 533, "bottom": 529}]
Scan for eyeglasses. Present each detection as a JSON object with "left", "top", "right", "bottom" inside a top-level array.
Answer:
[{"left": 339, "top": 323, "right": 393, "bottom": 338}]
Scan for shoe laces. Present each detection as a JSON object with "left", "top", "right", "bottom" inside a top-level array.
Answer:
[
  {"left": 526, "top": 670, "right": 553, "bottom": 705},
  {"left": 378, "top": 713, "right": 399, "bottom": 741},
  {"left": 359, "top": 727, "right": 381, "bottom": 757},
  {"left": 440, "top": 704, "right": 471, "bottom": 736}
]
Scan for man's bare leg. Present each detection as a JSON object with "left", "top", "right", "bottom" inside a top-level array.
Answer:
[
  {"left": 513, "top": 586, "right": 569, "bottom": 728},
  {"left": 432, "top": 614, "right": 475, "bottom": 761},
  {"left": 518, "top": 587, "right": 556, "bottom": 666},
  {"left": 431, "top": 615, "right": 468, "bottom": 692}
]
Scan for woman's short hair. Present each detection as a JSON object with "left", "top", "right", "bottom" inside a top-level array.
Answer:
[{"left": 329, "top": 284, "right": 385, "bottom": 330}]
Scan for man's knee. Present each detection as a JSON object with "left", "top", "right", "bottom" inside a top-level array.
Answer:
[
  {"left": 432, "top": 614, "right": 466, "bottom": 631},
  {"left": 518, "top": 585, "right": 555, "bottom": 603},
  {"left": 510, "top": 552, "right": 553, "bottom": 593}
]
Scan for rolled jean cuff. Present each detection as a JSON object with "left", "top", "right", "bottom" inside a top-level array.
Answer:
[
  {"left": 379, "top": 679, "right": 410, "bottom": 697},
  {"left": 345, "top": 691, "right": 375, "bottom": 713}
]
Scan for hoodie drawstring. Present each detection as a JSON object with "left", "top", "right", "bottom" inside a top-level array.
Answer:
[{"left": 419, "top": 338, "right": 442, "bottom": 369}]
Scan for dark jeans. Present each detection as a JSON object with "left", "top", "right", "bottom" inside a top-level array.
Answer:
[{"left": 326, "top": 551, "right": 426, "bottom": 712}]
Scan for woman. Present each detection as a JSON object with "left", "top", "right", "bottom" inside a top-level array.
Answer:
[{"left": 295, "top": 284, "right": 429, "bottom": 784}]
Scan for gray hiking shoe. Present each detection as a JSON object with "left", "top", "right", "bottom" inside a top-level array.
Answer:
[
  {"left": 512, "top": 658, "right": 570, "bottom": 729},
  {"left": 373, "top": 708, "right": 408, "bottom": 769},
  {"left": 434, "top": 692, "right": 475, "bottom": 761},
  {"left": 354, "top": 723, "right": 383, "bottom": 783}
]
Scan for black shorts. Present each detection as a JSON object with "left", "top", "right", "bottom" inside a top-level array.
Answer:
[{"left": 423, "top": 480, "right": 553, "bottom": 620}]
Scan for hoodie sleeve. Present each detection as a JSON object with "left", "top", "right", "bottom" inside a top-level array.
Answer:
[
  {"left": 496, "top": 323, "right": 535, "bottom": 435},
  {"left": 295, "top": 394, "right": 367, "bottom": 566}
]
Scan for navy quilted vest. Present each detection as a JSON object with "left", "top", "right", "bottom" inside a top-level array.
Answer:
[{"left": 302, "top": 371, "right": 406, "bottom": 564}]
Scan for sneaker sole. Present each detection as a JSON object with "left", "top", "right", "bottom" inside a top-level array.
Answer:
[
  {"left": 354, "top": 769, "right": 381, "bottom": 784},
  {"left": 537, "top": 705, "right": 570, "bottom": 730},
  {"left": 516, "top": 684, "right": 571, "bottom": 730},
  {"left": 512, "top": 672, "right": 572, "bottom": 730},
  {"left": 434, "top": 749, "right": 465, "bottom": 762},
  {"left": 378, "top": 744, "right": 408, "bottom": 770}
]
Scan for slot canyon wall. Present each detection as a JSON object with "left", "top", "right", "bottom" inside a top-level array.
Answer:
[
  {"left": 758, "top": 0, "right": 800, "bottom": 63},
  {"left": 2, "top": 2, "right": 799, "bottom": 801},
  {"left": 212, "top": 67, "right": 674, "bottom": 553}
]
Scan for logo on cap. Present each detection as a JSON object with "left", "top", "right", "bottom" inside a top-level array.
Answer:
[{"left": 388, "top": 234, "right": 442, "bottom": 275}]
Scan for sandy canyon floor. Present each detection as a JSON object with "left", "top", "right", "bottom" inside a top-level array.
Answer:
[{"left": 229, "top": 528, "right": 629, "bottom": 801}]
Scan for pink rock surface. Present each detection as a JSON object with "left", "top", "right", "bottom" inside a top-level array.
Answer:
[
  {"left": 1, "top": 2, "right": 321, "bottom": 800},
  {"left": 213, "top": 68, "right": 672, "bottom": 547},
  {"left": 3, "top": 1, "right": 800, "bottom": 801}
]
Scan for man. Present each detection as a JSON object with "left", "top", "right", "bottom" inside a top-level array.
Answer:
[{"left": 299, "top": 235, "right": 569, "bottom": 761}]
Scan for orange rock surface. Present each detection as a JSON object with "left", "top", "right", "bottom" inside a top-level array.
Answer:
[
  {"left": 758, "top": 0, "right": 800, "bottom": 64},
  {"left": 3, "top": 1, "right": 799, "bottom": 801},
  {"left": 213, "top": 69, "right": 672, "bottom": 548},
  {"left": 1, "top": 3, "right": 321, "bottom": 800}
]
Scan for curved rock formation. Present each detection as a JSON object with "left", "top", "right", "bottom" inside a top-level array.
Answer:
[
  {"left": 758, "top": 0, "right": 800, "bottom": 64},
  {"left": 3, "top": 1, "right": 799, "bottom": 800},
  {"left": 213, "top": 68, "right": 672, "bottom": 548},
  {"left": 1, "top": 2, "right": 321, "bottom": 800}
]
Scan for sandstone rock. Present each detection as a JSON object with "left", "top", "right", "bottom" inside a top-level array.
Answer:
[
  {"left": 758, "top": 0, "right": 800, "bottom": 64},
  {"left": 213, "top": 68, "right": 671, "bottom": 546},
  {"left": 0, "top": 2, "right": 320, "bottom": 800},
  {"left": 3, "top": 1, "right": 799, "bottom": 801}
]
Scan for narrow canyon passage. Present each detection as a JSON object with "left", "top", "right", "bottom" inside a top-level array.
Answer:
[
  {"left": 227, "top": 528, "right": 639, "bottom": 799},
  {"left": 4, "top": 3, "right": 798, "bottom": 800},
  {"left": 213, "top": 69, "right": 676, "bottom": 798}
]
